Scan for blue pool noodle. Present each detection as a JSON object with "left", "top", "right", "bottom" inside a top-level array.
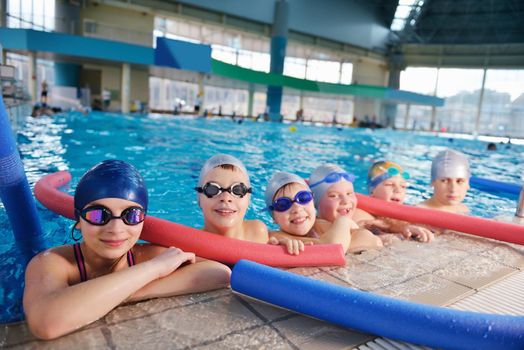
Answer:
[
  {"left": 231, "top": 260, "right": 524, "bottom": 350},
  {"left": 0, "top": 97, "right": 43, "bottom": 245},
  {"left": 470, "top": 176, "right": 521, "bottom": 198}
]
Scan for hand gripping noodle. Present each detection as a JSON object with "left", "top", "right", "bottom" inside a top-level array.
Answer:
[
  {"left": 198, "top": 154, "right": 250, "bottom": 186},
  {"left": 35, "top": 171, "right": 346, "bottom": 267},
  {"left": 264, "top": 171, "right": 308, "bottom": 209},
  {"left": 431, "top": 150, "right": 470, "bottom": 183},
  {"left": 74, "top": 160, "right": 148, "bottom": 217},
  {"left": 231, "top": 260, "right": 524, "bottom": 350}
]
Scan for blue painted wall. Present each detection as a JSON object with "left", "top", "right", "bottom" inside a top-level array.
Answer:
[
  {"left": 176, "top": 0, "right": 389, "bottom": 50},
  {"left": 0, "top": 29, "right": 154, "bottom": 65},
  {"left": 154, "top": 37, "right": 211, "bottom": 73}
]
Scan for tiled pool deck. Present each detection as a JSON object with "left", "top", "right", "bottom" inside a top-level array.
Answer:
[{"left": 2, "top": 231, "right": 523, "bottom": 349}]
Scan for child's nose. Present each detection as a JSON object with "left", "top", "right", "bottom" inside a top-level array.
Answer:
[{"left": 218, "top": 191, "right": 234, "bottom": 201}]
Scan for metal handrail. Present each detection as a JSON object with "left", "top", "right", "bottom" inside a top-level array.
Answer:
[{"left": 516, "top": 186, "right": 524, "bottom": 218}]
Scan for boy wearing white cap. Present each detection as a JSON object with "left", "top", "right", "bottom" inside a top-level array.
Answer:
[
  {"left": 309, "top": 164, "right": 383, "bottom": 252},
  {"left": 264, "top": 171, "right": 353, "bottom": 254},
  {"left": 418, "top": 150, "right": 470, "bottom": 214},
  {"left": 196, "top": 154, "right": 269, "bottom": 243}
]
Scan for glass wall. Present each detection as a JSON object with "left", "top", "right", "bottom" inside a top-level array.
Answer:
[
  {"left": 399, "top": 67, "right": 524, "bottom": 137},
  {"left": 479, "top": 69, "right": 524, "bottom": 137},
  {"left": 204, "top": 86, "right": 248, "bottom": 116},
  {"left": 7, "top": 0, "right": 56, "bottom": 31},
  {"left": 154, "top": 15, "right": 354, "bottom": 85},
  {"left": 149, "top": 77, "right": 198, "bottom": 112},
  {"left": 6, "top": 52, "right": 55, "bottom": 98},
  {"left": 435, "top": 68, "right": 484, "bottom": 134}
]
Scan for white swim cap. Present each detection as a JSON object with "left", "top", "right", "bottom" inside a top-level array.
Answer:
[
  {"left": 431, "top": 149, "right": 470, "bottom": 183},
  {"left": 309, "top": 164, "right": 354, "bottom": 207},
  {"left": 265, "top": 171, "right": 308, "bottom": 209},
  {"left": 198, "top": 154, "right": 250, "bottom": 186}
]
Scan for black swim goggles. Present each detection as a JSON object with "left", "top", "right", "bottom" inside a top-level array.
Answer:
[
  {"left": 78, "top": 205, "right": 146, "bottom": 226},
  {"left": 195, "top": 182, "right": 252, "bottom": 198},
  {"left": 269, "top": 190, "right": 314, "bottom": 212}
]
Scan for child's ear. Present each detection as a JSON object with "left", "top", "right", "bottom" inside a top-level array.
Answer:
[{"left": 74, "top": 221, "right": 80, "bottom": 230}]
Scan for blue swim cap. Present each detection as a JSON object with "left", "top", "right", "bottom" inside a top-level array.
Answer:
[{"left": 74, "top": 160, "right": 148, "bottom": 218}]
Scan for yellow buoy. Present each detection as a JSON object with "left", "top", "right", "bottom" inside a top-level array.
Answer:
[{"left": 289, "top": 126, "right": 297, "bottom": 132}]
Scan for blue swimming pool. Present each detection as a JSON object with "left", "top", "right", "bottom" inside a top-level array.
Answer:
[{"left": 1, "top": 111, "right": 523, "bottom": 323}]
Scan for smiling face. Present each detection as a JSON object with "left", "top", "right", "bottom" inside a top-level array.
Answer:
[
  {"left": 198, "top": 166, "right": 250, "bottom": 234},
  {"left": 78, "top": 197, "right": 143, "bottom": 260},
  {"left": 272, "top": 183, "right": 316, "bottom": 236},
  {"left": 432, "top": 177, "right": 470, "bottom": 206},
  {"left": 370, "top": 175, "right": 407, "bottom": 203},
  {"left": 317, "top": 180, "right": 358, "bottom": 222}
]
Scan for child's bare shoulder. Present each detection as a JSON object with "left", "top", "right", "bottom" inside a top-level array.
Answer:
[{"left": 244, "top": 220, "right": 269, "bottom": 242}]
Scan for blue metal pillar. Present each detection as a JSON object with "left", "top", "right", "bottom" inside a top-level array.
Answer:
[
  {"left": 55, "top": 62, "right": 80, "bottom": 87},
  {"left": 266, "top": 0, "right": 289, "bottom": 122}
]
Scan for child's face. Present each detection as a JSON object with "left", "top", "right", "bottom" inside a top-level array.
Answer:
[
  {"left": 371, "top": 175, "right": 407, "bottom": 203},
  {"left": 318, "top": 181, "right": 357, "bottom": 222},
  {"left": 432, "top": 177, "right": 470, "bottom": 206},
  {"left": 78, "top": 197, "right": 143, "bottom": 260},
  {"left": 272, "top": 183, "right": 316, "bottom": 236},
  {"left": 199, "top": 167, "right": 250, "bottom": 233}
]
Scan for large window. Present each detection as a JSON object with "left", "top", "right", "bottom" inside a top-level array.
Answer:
[
  {"left": 435, "top": 68, "right": 484, "bottom": 134},
  {"left": 149, "top": 77, "right": 198, "bottom": 112},
  {"left": 306, "top": 59, "right": 340, "bottom": 84},
  {"left": 204, "top": 86, "right": 248, "bottom": 116},
  {"left": 7, "top": 0, "right": 55, "bottom": 31},
  {"left": 155, "top": 15, "right": 354, "bottom": 84},
  {"left": 479, "top": 69, "right": 524, "bottom": 137},
  {"left": 399, "top": 67, "right": 524, "bottom": 137},
  {"left": 283, "top": 57, "right": 307, "bottom": 79}
]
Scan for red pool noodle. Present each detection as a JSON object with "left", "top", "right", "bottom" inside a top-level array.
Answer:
[
  {"left": 34, "top": 171, "right": 346, "bottom": 267},
  {"left": 356, "top": 193, "right": 524, "bottom": 245}
]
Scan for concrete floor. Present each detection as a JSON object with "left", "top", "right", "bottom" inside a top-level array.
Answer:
[{"left": 2, "top": 231, "right": 524, "bottom": 349}]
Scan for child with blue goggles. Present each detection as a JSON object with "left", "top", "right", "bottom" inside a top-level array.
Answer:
[
  {"left": 309, "top": 164, "right": 384, "bottom": 253},
  {"left": 264, "top": 171, "right": 354, "bottom": 255}
]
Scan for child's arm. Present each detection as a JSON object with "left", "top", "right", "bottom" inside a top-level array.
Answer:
[
  {"left": 23, "top": 247, "right": 217, "bottom": 340},
  {"left": 128, "top": 246, "right": 231, "bottom": 301},
  {"left": 317, "top": 216, "right": 354, "bottom": 253},
  {"left": 268, "top": 231, "right": 315, "bottom": 255},
  {"left": 361, "top": 217, "right": 434, "bottom": 243}
]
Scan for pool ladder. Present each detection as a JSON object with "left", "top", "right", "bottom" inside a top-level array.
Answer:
[{"left": 516, "top": 186, "right": 524, "bottom": 219}]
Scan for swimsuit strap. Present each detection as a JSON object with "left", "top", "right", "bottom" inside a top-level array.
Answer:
[
  {"left": 126, "top": 249, "right": 135, "bottom": 267},
  {"left": 73, "top": 244, "right": 135, "bottom": 282},
  {"left": 73, "top": 243, "right": 88, "bottom": 282}
]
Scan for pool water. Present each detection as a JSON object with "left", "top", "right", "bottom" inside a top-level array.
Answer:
[{"left": 1, "top": 111, "right": 523, "bottom": 323}]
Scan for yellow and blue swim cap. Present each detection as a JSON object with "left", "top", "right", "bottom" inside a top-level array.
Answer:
[{"left": 367, "top": 161, "right": 409, "bottom": 193}]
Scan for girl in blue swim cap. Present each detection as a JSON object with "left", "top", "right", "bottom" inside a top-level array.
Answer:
[{"left": 24, "top": 160, "right": 231, "bottom": 340}]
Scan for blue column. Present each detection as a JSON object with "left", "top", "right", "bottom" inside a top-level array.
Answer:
[
  {"left": 266, "top": 0, "right": 289, "bottom": 122},
  {"left": 55, "top": 62, "right": 80, "bottom": 87},
  {"left": 385, "top": 54, "right": 404, "bottom": 128}
]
